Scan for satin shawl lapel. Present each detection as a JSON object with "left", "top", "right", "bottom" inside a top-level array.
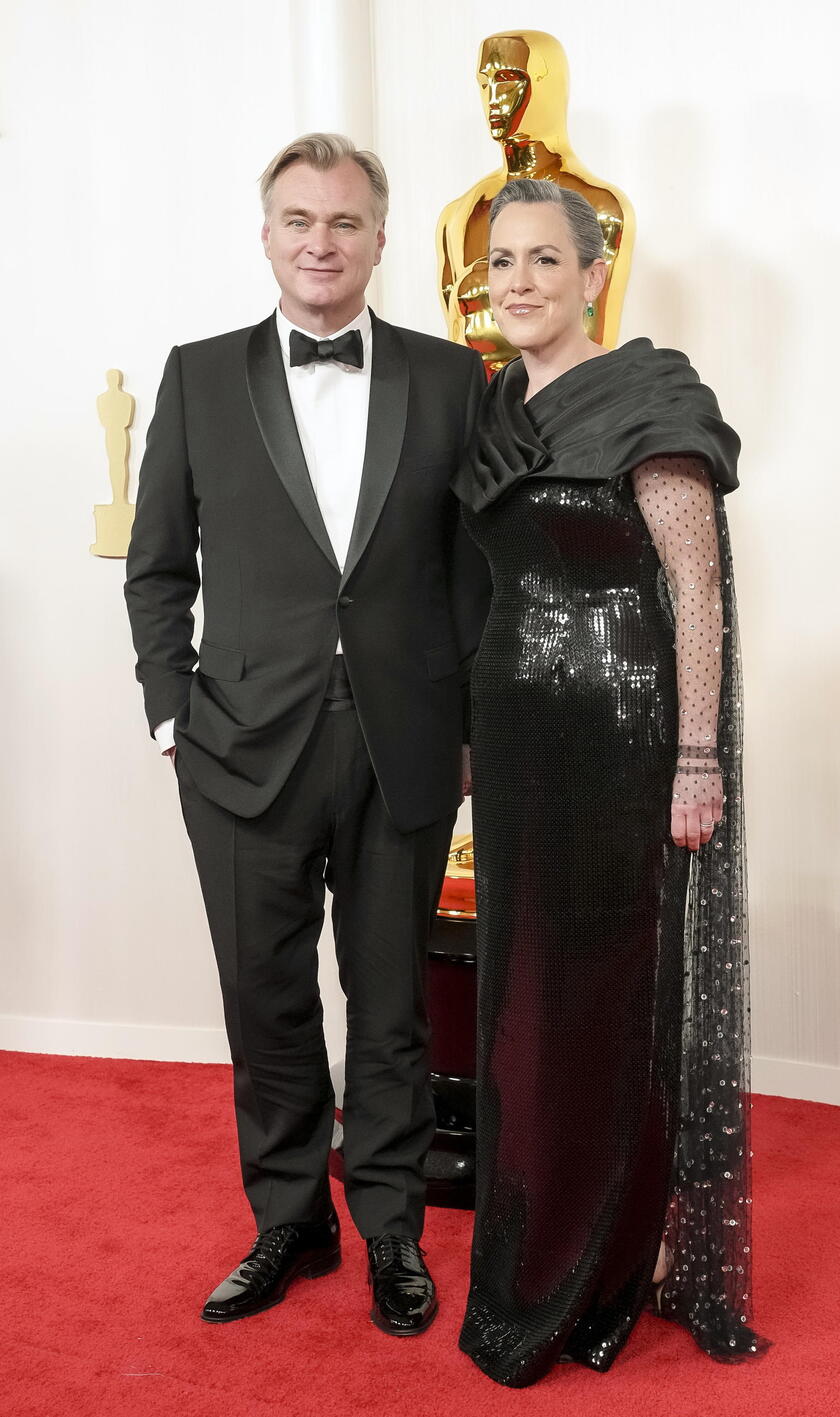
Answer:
[
  {"left": 341, "top": 312, "right": 409, "bottom": 588},
  {"left": 246, "top": 314, "right": 339, "bottom": 571}
]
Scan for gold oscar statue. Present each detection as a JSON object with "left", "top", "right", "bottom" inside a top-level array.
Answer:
[
  {"left": 437, "top": 30, "right": 635, "bottom": 377},
  {"left": 91, "top": 369, "right": 136, "bottom": 558}
]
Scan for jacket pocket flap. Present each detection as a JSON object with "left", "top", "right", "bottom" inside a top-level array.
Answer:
[
  {"left": 426, "top": 641, "right": 460, "bottom": 681},
  {"left": 198, "top": 640, "right": 245, "bottom": 681}
]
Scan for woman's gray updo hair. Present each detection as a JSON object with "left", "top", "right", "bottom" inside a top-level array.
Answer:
[{"left": 489, "top": 179, "right": 605, "bottom": 268}]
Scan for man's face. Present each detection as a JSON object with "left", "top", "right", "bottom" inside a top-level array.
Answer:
[{"left": 261, "top": 159, "right": 385, "bottom": 332}]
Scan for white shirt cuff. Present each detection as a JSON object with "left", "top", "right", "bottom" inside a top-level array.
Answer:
[{"left": 154, "top": 719, "right": 176, "bottom": 753}]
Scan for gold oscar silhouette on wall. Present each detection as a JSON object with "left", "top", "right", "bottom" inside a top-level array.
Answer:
[
  {"left": 437, "top": 30, "right": 635, "bottom": 377},
  {"left": 91, "top": 368, "right": 135, "bottom": 558}
]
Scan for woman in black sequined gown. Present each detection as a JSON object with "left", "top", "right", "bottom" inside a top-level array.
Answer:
[{"left": 453, "top": 181, "right": 768, "bottom": 1387}]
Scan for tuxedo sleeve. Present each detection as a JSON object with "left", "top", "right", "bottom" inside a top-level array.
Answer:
[
  {"left": 450, "top": 353, "right": 492, "bottom": 743},
  {"left": 124, "top": 346, "right": 200, "bottom": 737}
]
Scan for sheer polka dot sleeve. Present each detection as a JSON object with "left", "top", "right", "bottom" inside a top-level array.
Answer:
[{"left": 632, "top": 456, "right": 724, "bottom": 840}]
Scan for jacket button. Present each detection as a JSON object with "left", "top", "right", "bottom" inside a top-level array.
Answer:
[{"left": 338, "top": 595, "right": 354, "bottom": 607}]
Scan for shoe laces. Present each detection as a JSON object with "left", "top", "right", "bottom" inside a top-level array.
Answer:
[
  {"left": 369, "top": 1235, "right": 427, "bottom": 1277},
  {"left": 240, "top": 1224, "right": 299, "bottom": 1279}
]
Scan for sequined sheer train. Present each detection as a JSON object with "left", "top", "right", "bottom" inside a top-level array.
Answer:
[{"left": 453, "top": 342, "right": 768, "bottom": 1387}]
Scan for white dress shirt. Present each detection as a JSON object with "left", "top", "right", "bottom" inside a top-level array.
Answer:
[{"left": 154, "top": 304, "right": 372, "bottom": 754}]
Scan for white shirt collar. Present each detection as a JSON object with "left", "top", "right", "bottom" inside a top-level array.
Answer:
[{"left": 275, "top": 304, "right": 372, "bottom": 369}]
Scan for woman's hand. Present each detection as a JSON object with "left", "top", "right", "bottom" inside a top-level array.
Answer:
[{"left": 671, "top": 760, "right": 723, "bottom": 851}]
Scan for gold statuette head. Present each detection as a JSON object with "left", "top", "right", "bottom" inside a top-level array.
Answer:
[{"left": 477, "top": 31, "right": 570, "bottom": 144}]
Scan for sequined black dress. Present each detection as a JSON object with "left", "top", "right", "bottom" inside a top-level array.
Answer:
[{"left": 453, "top": 341, "right": 768, "bottom": 1387}]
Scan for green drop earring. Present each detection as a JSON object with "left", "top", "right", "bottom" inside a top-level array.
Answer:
[{"left": 585, "top": 302, "right": 595, "bottom": 318}]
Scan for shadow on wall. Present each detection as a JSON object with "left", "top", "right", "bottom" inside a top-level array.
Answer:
[
  {"left": 622, "top": 105, "right": 790, "bottom": 459},
  {"left": 0, "top": 584, "right": 36, "bottom": 1006},
  {"left": 748, "top": 647, "right": 840, "bottom": 1072}
]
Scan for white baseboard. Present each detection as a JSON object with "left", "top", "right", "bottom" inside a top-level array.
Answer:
[
  {"left": 751, "top": 1054, "right": 840, "bottom": 1106},
  {"left": 0, "top": 1013, "right": 231, "bottom": 1064},
  {"left": 1, "top": 1016, "right": 838, "bottom": 1106}
]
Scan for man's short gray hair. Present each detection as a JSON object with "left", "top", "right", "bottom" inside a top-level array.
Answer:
[
  {"left": 259, "top": 133, "right": 389, "bottom": 226},
  {"left": 489, "top": 179, "right": 604, "bottom": 268}
]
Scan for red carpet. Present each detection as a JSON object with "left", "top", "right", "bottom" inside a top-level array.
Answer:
[{"left": 1, "top": 1051, "right": 838, "bottom": 1417}]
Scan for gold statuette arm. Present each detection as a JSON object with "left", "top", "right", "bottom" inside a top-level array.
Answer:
[{"left": 436, "top": 198, "right": 464, "bottom": 341}]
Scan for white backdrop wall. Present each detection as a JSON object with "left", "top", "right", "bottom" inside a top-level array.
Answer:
[{"left": 1, "top": 1, "right": 836, "bottom": 1102}]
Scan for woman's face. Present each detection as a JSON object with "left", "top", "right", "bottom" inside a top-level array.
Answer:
[{"left": 488, "top": 201, "right": 602, "bottom": 354}]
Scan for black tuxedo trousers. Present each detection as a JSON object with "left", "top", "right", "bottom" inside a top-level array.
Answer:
[
  {"left": 177, "top": 683, "right": 455, "bottom": 1236},
  {"left": 126, "top": 312, "right": 489, "bottom": 1237}
]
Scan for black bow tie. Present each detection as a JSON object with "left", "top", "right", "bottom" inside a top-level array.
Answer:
[{"left": 288, "top": 328, "right": 364, "bottom": 370}]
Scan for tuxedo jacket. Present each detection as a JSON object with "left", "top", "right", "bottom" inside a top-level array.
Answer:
[{"left": 125, "top": 310, "right": 490, "bottom": 832}]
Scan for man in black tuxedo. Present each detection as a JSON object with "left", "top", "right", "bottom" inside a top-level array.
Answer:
[{"left": 125, "top": 133, "right": 488, "bottom": 1335}]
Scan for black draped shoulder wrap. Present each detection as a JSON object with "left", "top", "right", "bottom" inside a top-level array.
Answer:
[
  {"left": 456, "top": 338, "right": 769, "bottom": 1367},
  {"left": 452, "top": 338, "right": 740, "bottom": 512}
]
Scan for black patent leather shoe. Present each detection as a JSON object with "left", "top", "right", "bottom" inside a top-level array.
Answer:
[
  {"left": 201, "top": 1209, "right": 341, "bottom": 1323},
  {"left": 367, "top": 1235, "right": 438, "bottom": 1336}
]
